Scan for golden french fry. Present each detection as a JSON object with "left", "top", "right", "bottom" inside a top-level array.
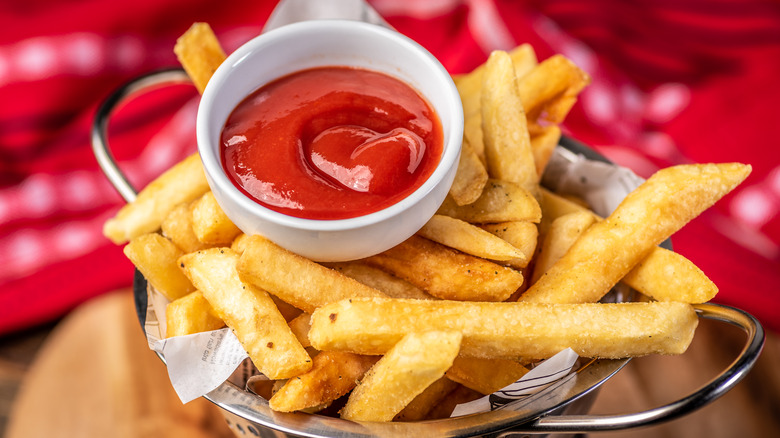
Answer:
[
  {"left": 530, "top": 125, "right": 561, "bottom": 177},
  {"left": 455, "top": 43, "right": 538, "bottom": 120},
  {"left": 123, "top": 233, "right": 195, "bottom": 301},
  {"left": 531, "top": 211, "right": 597, "bottom": 284},
  {"left": 191, "top": 191, "right": 242, "bottom": 245},
  {"left": 520, "top": 163, "right": 751, "bottom": 304},
  {"left": 309, "top": 298, "right": 698, "bottom": 360},
  {"left": 437, "top": 179, "right": 541, "bottom": 224},
  {"left": 418, "top": 215, "right": 526, "bottom": 261},
  {"left": 269, "top": 351, "right": 378, "bottom": 413},
  {"left": 538, "top": 189, "right": 719, "bottom": 303},
  {"left": 363, "top": 236, "right": 524, "bottom": 302},
  {"left": 624, "top": 249, "right": 718, "bottom": 303},
  {"left": 174, "top": 22, "right": 226, "bottom": 94},
  {"left": 287, "top": 313, "right": 312, "bottom": 348},
  {"left": 394, "top": 376, "right": 460, "bottom": 421},
  {"left": 457, "top": 44, "right": 538, "bottom": 166},
  {"left": 324, "top": 261, "right": 436, "bottom": 300},
  {"left": 104, "top": 154, "right": 210, "bottom": 244},
  {"left": 237, "top": 235, "right": 385, "bottom": 313},
  {"left": 179, "top": 248, "right": 312, "bottom": 380},
  {"left": 271, "top": 294, "right": 304, "bottom": 322},
  {"left": 340, "top": 330, "right": 462, "bottom": 422},
  {"left": 517, "top": 54, "right": 591, "bottom": 123},
  {"left": 449, "top": 138, "right": 489, "bottom": 206},
  {"left": 482, "top": 51, "right": 538, "bottom": 195},
  {"left": 479, "top": 221, "right": 539, "bottom": 269},
  {"left": 445, "top": 357, "right": 528, "bottom": 395},
  {"left": 463, "top": 112, "right": 485, "bottom": 164},
  {"left": 166, "top": 291, "right": 225, "bottom": 338},
  {"left": 161, "top": 201, "right": 212, "bottom": 253},
  {"left": 230, "top": 233, "right": 249, "bottom": 254}
]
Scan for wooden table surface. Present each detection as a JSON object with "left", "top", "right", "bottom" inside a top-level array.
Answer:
[{"left": 0, "top": 323, "right": 53, "bottom": 437}]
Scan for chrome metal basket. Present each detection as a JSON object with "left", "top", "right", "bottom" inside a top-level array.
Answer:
[{"left": 93, "top": 68, "right": 765, "bottom": 437}]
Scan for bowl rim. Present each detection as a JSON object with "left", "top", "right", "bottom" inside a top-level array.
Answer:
[{"left": 196, "top": 19, "right": 464, "bottom": 232}]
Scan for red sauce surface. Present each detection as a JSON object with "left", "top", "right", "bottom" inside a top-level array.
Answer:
[{"left": 221, "top": 67, "right": 443, "bottom": 220}]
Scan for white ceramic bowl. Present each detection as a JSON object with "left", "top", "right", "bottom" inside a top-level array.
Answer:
[{"left": 197, "top": 20, "right": 463, "bottom": 261}]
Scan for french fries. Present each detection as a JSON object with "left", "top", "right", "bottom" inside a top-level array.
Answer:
[
  {"left": 417, "top": 214, "right": 526, "bottom": 262},
  {"left": 445, "top": 357, "right": 528, "bottom": 395},
  {"left": 179, "top": 248, "right": 312, "bottom": 380},
  {"left": 237, "top": 235, "right": 386, "bottom": 313},
  {"left": 448, "top": 138, "right": 488, "bottom": 206},
  {"left": 520, "top": 163, "right": 750, "bottom": 304},
  {"left": 104, "top": 153, "right": 210, "bottom": 244},
  {"left": 173, "top": 22, "right": 226, "bottom": 94},
  {"left": 437, "top": 179, "right": 541, "bottom": 223},
  {"left": 161, "top": 201, "right": 213, "bottom": 253},
  {"left": 166, "top": 291, "right": 225, "bottom": 337},
  {"left": 481, "top": 50, "right": 538, "bottom": 196},
  {"left": 190, "top": 191, "right": 242, "bottom": 245},
  {"left": 362, "top": 235, "right": 524, "bottom": 302},
  {"left": 123, "top": 233, "right": 195, "bottom": 301},
  {"left": 269, "top": 351, "right": 378, "bottom": 413},
  {"left": 340, "top": 330, "right": 462, "bottom": 422},
  {"left": 324, "top": 261, "right": 435, "bottom": 300},
  {"left": 105, "top": 25, "right": 751, "bottom": 423},
  {"left": 309, "top": 298, "right": 699, "bottom": 360}
]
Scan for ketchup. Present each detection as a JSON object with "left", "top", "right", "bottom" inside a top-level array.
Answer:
[{"left": 220, "top": 67, "right": 443, "bottom": 220}]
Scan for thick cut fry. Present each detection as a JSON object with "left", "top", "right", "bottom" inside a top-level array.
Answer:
[
  {"left": 418, "top": 215, "right": 526, "bottom": 261},
  {"left": 104, "top": 153, "right": 210, "bottom": 244},
  {"left": 123, "top": 233, "right": 195, "bottom": 301},
  {"left": 363, "top": 236, "right": 524, "bottom": 302},
  {"left": 309, "top": 298, "right": 698, "bottom": 360},
  {"left": 463, "top": 112, "right": 485, "bottom": 164},
  {"left": 437, "top": 179, "right": 541, "bottom": 224},
  {"left": 482, "top": 51, "right": 538, "bottom": 195},
  {"left": 174, "top": 22, "right": 226, "bottom": 94},
  {"left": 191, "top": 191, "right": 242, "bottom": 244},
  {"left": 520, "top": 163, "right": 750, "bottom": 304},
  {"left": 179, "top": 248, "right": 312, "bottom": 379},
  {"left": 324, "top": 262, "right": 435, "bottom": 300},
  {"left": 161, "top": 201, "right": 213, "bottom": 253},
  {"left": 340, "top": 331, "right": 462, "bottom": 422},
  {"left": 623, "top": 249, "right": 718, "bottom": 303},
  {"left": 449, "top": 138, "right": 489, "bottom": 206},
  {"left": 230, "top": 233, "right": 249, "bottom": 254},
  {"left": 445, "top": 357, "right": 529, "bottom": 395},
  {"left": 538, "top": 189, "right": 719, "bottom": 302},
  {"left": 455, "top": 43, "right": 538, "bottom": 120},
  {"left": 394, "top": 377, "right": 460, "bottom": 421},
  {"left": 237, "top": 235, "right": 385, "bottom": 313},
  {"left": 517, "top": 54, "right": 591, "bottom": 123},
  {"left": 287, "top": 313, "right": 312, "bottom": 348},
  {"left": 166, "top": 291, "right": 225, "bottom": 338},
  {"left": 479, "top": 221, "right": 539, "bottom": 269},
  {"left": 269, "top": 351, "right": 378, "bottom": 413},
  {"left": 531, "top": 211, "right": 597, "bottom": 284},
  {"left": 530, "top": 125, "right": 561, "bottom": 177}
]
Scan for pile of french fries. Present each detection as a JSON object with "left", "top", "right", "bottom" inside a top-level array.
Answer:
[{"left": 104, "top": 23, "right": 751, "bottom": 422}]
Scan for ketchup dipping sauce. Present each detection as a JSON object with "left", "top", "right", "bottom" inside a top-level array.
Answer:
[
  {"left": 221, "top": 66, "right": 443, "bottom": 220},
  {"left": 197, "top": 20, "right": 462, "bottom": 261}
]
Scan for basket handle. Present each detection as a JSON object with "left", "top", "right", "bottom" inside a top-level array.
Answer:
[
  {"left": 498, "top": 303, "right": 764, "bottom": 436},
  {"left": 91, "top": 68, "right": 192, "bottom": 203}
]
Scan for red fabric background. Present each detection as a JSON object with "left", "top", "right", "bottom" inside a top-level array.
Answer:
[{"left": 0, "top": 0, "right": 778, "bottom": 334}]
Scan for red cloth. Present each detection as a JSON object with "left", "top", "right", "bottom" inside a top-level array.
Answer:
[{"left": 1, "top": 0, "right": 778, "bottom": 335}]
